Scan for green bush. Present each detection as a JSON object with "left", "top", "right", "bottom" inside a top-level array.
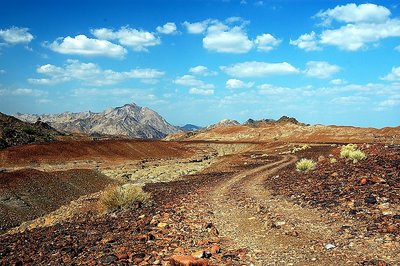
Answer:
[
  {"left": 296, "top": 158, "right": 316, "bottom": 172},
  {"left": 98, "top": 184, "right": 152, "bottom": 213},
  {"left": 340, "top": 144, "right": 366, "bottom": 163}
]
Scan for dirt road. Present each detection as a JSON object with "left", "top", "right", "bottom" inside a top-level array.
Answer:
[{"left": 209, "top": 154, "right": 361, "bottom": 265}]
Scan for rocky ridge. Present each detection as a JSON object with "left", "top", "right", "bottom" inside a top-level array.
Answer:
[
  {"left": 0, "top": 112, "right": 62, "bottom": 149},
  {"left": 14, "top": 103, "right": 180, "bottom": 139}
]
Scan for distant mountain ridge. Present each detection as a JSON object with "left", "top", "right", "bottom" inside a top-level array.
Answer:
[
  {"left": 180, "top": 124, "right": 202, "bottom": 132},
  {"left": 14, "top": 103, "right": 180, "bottom": 139}
]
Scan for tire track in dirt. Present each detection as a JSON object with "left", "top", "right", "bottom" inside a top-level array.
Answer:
[{"left": 209, "top": 154, "right": 360, "bottom": 265}]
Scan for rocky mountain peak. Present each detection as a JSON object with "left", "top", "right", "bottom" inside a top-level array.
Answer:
[{"left": 14, "top": 103, "right": 180, "bottom": 139}]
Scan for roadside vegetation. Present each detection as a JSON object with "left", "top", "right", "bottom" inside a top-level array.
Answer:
[
  {"left": 296, "top": 158, "right": 316, "bottom": 172},
  {"left": 340, "top": 144, "right": 366, "bottom": 163},
  {"left": 98, "top": 184, "right": 152, "bottom": 213}
]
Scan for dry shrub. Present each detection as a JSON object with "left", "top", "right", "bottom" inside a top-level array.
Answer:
[
  {"left": 296, "top": 158, "right": 316, "bottom": 172},
  {"left": 340, "top": 144, "right": 366, "bottom": 163},
  {"left": 98, "top": 184, "right": 152, "bottom": 213}
]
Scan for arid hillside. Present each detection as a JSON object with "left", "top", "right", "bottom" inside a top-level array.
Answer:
[{"left": 167, "top": 121, "right": 400, "bottom": 144}]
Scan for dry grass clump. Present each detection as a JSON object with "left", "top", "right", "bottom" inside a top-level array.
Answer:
[
  {"left": 290, "top": 144, "right": 311, "bottom": 153},
  {"left": 98, "top": 184, "right": 152, "bottom": 213},
  {"left": 296, "top": 158, "right": 316, "bottom": 172},
  {"left": 340, "top": 144, "right": 366, "bottom": 163}
]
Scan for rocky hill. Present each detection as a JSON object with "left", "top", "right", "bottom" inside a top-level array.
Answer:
[
  {"left": 15, "top": 103, "right": 180, "bottom": 139},
  {"left": 206, "top": 119, "right": 240, "bottom": 129},
  {"left": 179, "top": 124, "right": 202, "bottom": 132},
  {"left": 166, "top": 116, "right": 400, "bottom": 144},
  {"left": 0, "top": 113, "right": 62, "bottom": 149}
]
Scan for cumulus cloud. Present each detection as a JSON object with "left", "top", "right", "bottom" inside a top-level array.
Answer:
[
  {"left": 292, "top": 3, "right": 400, "bottom": 51},
  {"left": 188, "top": 65, "right": 218, "bottom": 76},
  {"left": 156, "top": 22, "right": 178, "bottom": 35},
  {"left": 221, "top": 61, "right": 299, "bottom": 77},
  {"left": 315, "top": 3, "right": 391, "bottom": 26},
  {"left": 28, "top": 59, "right": 164, "bottom": 86},
  {"left": 91, "top": 26, "right": 160, "bottom": 52},
  {"left": 0, "top": 26, "right": 34, "bottom": 44},
  {"left": 304, "top": 61, "right": 340, "bottom": 79},
  {"left": 226, "top": 79, "right": 254, "bottom": 89},
  {"left": 254, "top": 33, "right": 281, "bottom": 52},
  {"left": 319, "top": 20, "right": 400, "bottom": 51},
  {"left": 189, "top": 87, "right": 214, "bottom": 95},
  {"left": 290, "top": 31, "right": 321, "bottom": 51},
  {"left": 175, "top": 74, "right": 215, "bottom": 89},
  {"left": 48, "top": 35, "right": 126, "bottom": 58},
  {"left": 203, "top": 26, "right": 253, "bottom": 53},
  {"left": 184, "top": 18, "right": 279, "bottom": 54},
  {"left": 182, "top": 20, "right": 212, "bottom": 34},
  {"left": 381, "top": 66, "right": 400, "bottom": 81}
]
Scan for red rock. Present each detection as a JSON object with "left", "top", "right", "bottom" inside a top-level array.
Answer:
[
  {"left": 360, "top": 178, "right": 367, "bottom": 185},
  {"left": 210, "top": 244, "right": 221, "bottom": 254},
  {"left": 116, "top": 253, "right": 129, "bottom": 260},
  {"left": 386, "top": 224, "right": 398, "bottom": 233},
  {"left": 170, "top": 255, "right": 208, "bottom": 266},
  {"left": 174, "top": 247, "right": 186, "bottom": 255},
  {"left": 370, "top": 176, "right": 386, "bottom": 183}
]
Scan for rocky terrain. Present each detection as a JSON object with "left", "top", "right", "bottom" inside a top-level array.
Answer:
[
  {"left": 167, "top": 117, "right": 400, "bottom": 145},
  {"left": 0, "top": 112, "right": 63, "bottom": 149},
  {"left": 0, "top": 121, "right": 399, "bottom": 265},
  {"left": 15, "top": 103, "right": 180, "bottom": 139}
]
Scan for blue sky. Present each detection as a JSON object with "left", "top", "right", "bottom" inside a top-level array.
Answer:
[{"left": 0, "top": 0, "right": 399, "bottom": 128}]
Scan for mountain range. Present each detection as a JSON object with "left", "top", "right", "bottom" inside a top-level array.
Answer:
[{"left": 15, "top": 103, "right": 180, "bottom": 139}]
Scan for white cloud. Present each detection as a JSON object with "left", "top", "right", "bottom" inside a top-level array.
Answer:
[
  {"left": 396, "top": 45, "right": 400, "bottom": 52},
  {"left": 28, "top": 59, "right": 164, "bottom": 86},
  {"left": 188, "top": 65, "right": 218, "bottom": 76},
  {"left": 0, "top": 26, "right": 34, "bottom": 44},
  {"left": 304, "top": 61, "right": 340, "bottom": 79},
  {"left": 381, "top": 66, "right": 400, "bottom": 81},
  {"left": 293, "top": 3, "right": 400, "bottom": 51},
  {"left": 221, "top": 61, "right": 299, "bottom": 77},
  {"left": 319, "top": 19, "right": 400, "bottom": 51},
  {"left": 184, "top": 18, "right": 280, "bottom": 54},
  {"left": 203, "top": 26, "right": 253, "bottom": 53},
  {"left": 315, "top": 3, "right": 391, "bottom": 26},
  {"left": 189, "top": 87, "right": 214, "bottom": 95},
  {"left": 0, "top": 69, "right": 5, "bottom": 74},
  {"left": 92, "top": 26, "right": 160, "bottom": 52},
  {"left": 156, "top": 22, "right": 177, "bottom": 35},
  {"left": 330, "top": 79, "right": 347, "bottom": 85},
  {"left": 0, "top": 88, "right": 47, "bottom": 97},
  {"left": 182, "top": 20, "right": 211, "bottom": 34},
  {"left": 290, "top": 31, "right": 321, "bottom": 51},
  {"left": 175, "top": 74, "right": 215, "bottom": 89},
  {"left": 48, "top": 35, "right": 126, "bottom": 58},
  {"left": 226, "top": 79, "right": 254, "bottom": 89},
  {"left": 255, "top": 33, "right": 281, "bottom": 51},
  {"left": 377, "top": 95, "right": 400, "bottom": 108}
]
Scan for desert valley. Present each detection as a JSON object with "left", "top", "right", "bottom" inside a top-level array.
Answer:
[
  {"left": 2, "top": 1, "right": 400, "bottom": 265},
  {"left": 0, "top": 103, "right": 399, "bottom": 265}
]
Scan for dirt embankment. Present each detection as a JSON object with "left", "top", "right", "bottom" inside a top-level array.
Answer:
[
  {"left": 168, "top": 123, "right": 400, "bottom": 144},
  {"left": 0, "top": 139, "right": 193, "bottom": 167},
  {"left": 0, "top": 169, "right": 114, "bottom": 233}
]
